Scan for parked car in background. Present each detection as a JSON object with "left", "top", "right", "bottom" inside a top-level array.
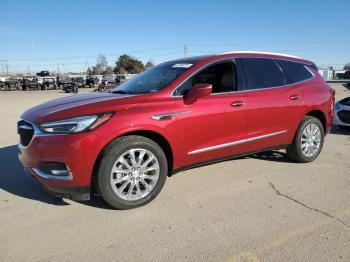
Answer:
[
  {"left": 63, "top": 83, "right": 78, "bottom": 93},
  {"left": 22, "top": 76, "right": 41, "bottom": 91},
  {"left": 18, "top": 51, "right": 334, "bottom": 209},
  {"left": 58, "top": 77, "right": 78, "bottom": 93},
  {"left": 40, "top": 77, "right": 57, "bottom": 90},
  {"left": 116, "top": 75, "right": 127, "bottom": 85},
  {"left": 336, "top": 70, "right": 350, "bottom": 79},
  {"left": 57, "top": 76, "right": 71, "bottom": 89},
  {"left": 98, "top": 75, "right": 118, "bottom": 91},
  {"left": 36, "top": 71, "right": 51, "bottom": 77},
  {"left": 86, "top": 76, "right": 100, "bottom": 88},
  {"left": 334, "top": 97, "right": 350, "bottom": 128},
  {"left": 0, "top": 77, "right": 21, "bottom": 91},
  {"left": 71, "top": 77, "right": 86, "bottom": 88}
]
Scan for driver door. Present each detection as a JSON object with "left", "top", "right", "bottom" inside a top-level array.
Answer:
[{"left": 174, "top": 60, "right": 247, "bottom": 167}]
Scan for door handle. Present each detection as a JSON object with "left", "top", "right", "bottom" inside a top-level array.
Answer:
[
  {"left": 290, "top": 95, "right": 300, "bottom": 100},
  {"left": 231, "top": 101, "right": 245, "bottom": 107}
]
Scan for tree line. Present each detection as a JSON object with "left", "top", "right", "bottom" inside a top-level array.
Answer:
[{"left": 87, "top": 54, "right": 154, "bottom": 75}]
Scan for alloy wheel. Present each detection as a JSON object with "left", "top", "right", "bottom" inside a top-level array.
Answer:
[
  {"left": 110, "top": 148, "right": 160, "bottom": 201},
  {"left": 301, "top": 123, "right": 321, "bottom": 157}
]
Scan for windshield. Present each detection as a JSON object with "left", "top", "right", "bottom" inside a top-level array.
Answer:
[{"left": 111, "top": 60, "right": 196, "bottom": 94}]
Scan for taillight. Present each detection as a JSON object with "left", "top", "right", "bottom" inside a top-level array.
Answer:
[{"left": 329, "top": 87, "right": 335, "bottom": 118}]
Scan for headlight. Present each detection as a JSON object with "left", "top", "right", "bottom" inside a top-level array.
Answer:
[{"left": 40, "top": 113, "right": 113, "bottom": 134}]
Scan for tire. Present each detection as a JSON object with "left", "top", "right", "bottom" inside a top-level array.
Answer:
[
  {"left": 96, "top": 135, "right": 168, "bottom": 209},
  {"left": 286, "top": 116, "right": 324, "bottom": 163}
]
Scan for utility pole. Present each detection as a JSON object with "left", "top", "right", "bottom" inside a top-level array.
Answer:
[
  {"left": 0, "top": 60, "right": 4, "bottom": 76},
  {"left": 0, "top": 59, "right": 7, "bottom": 76},
  {"left": 4, "top": 60, "right": 9, "bottom": 76},
  {"left": 86, "top": 60, "right": 90, "bottom": 74},
  {"left": 57, "top": 63, "right": 60, "bottom": 76},
  {"left": 184, "top": 45, "right": 188, "bottom": 58}
]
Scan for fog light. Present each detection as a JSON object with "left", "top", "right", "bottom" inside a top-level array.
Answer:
[{"left": 37, "top": 162, "right": 72, "bottom": 179}]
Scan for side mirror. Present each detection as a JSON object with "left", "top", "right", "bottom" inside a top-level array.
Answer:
[{"left": 184, "top": 83, "right": 212, "bottom": 104}]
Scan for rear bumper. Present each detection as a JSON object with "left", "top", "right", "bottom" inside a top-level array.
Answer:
[{"left": 24, "top": 167, "right": 90, "bottom": 201}]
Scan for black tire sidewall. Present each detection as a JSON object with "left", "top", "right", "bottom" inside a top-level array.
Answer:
[
  {"left": 294, "top": 117, "right": 324, "bottom": 162},
  {"left": 97, "top": 136, "right": 168, "bottom": 209}
]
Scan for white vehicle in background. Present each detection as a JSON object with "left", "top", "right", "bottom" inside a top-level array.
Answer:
[{"left": 334, "top": 97, "right": 350, "bottom": 128}]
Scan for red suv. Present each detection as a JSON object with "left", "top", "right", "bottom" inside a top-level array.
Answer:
[{"left": 18, "top": 52, "right": 335, "bottom": 209}]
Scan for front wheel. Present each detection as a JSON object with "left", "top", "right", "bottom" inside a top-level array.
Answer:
[
  {"left": 96, "top": 135, "right": 168, "bottom": 209},
  {"left": 287, "top": 116, "right": 324, "bottom": 163}
]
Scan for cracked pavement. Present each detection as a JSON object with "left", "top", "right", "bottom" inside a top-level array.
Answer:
[
  {"left": 0, "top": 83, "right": 349, "bottom": 262},
  {"left": 268, "top": 181, "right": 350, "bottom": 229}
]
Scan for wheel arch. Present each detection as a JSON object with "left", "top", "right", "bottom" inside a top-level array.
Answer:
[
  {"left": 305, "top": 110, "right": 327, "bottom": 132},
  {"left": 91, "top": 129, "right": 174, "bottom": 190}
]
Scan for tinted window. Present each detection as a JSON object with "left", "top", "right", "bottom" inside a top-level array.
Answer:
[
  {"left": 241, "top": 58, "right": 285, "bottom": 90},
  {"left": 174, "top": 61, "right": 239, "bottom": 96},
  {"left": 278, "top": 60, "right": 313, "bottom": 84},
  {"left": 111, "top": 60, "right": 197, "bottom": 95}
]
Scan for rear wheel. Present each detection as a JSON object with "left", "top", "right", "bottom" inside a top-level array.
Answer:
[
  {"left": 96, "top": 135, "right": 168, "bottom": 209},
  {"left": 287, "top": 116, "right": 324, "bottom": 163}
]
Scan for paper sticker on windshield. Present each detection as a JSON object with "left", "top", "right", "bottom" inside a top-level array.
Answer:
[{"left": 172, "top": 63, "right": 193, "bottom": 68}]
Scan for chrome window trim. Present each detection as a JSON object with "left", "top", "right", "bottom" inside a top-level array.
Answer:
[
  {"left": 188, "top": 130, "right": 287, "bottom": 155},
  {"left": 170, "top": 56, "right": 315, "bottom": 98},
  {"left": 170, "top": 58, "right": 236, "bottom": 97}
]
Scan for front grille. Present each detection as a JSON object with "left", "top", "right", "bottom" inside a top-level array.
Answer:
[
  {"left": 338, "top": 110, "right": 350, "bottom": 124},
  {"left": 17, "top": 120, "right": 34, "bottom": 146}
]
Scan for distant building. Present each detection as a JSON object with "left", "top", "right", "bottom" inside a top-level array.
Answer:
[
  {"left": 317, "top": 68, "right": 346, "bottom": 80},
  {"left": 318, "top": 69, "right": 333, "bottom": 80}
]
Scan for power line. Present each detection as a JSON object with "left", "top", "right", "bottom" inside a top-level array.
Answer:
[
  {"left": 5, "top": 45, "right": 183, "bottom": 62},
  {"left": 3, "top": 45, "right": 349, "bottom": 66}
]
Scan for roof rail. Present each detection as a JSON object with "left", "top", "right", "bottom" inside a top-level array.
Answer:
[{"left": 218, "top": 51, "right": 300, "bottom": 59}]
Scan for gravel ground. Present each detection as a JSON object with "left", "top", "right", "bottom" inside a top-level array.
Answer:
[{"left": 0, "top": 84, "right": 349, "bottom": 262}]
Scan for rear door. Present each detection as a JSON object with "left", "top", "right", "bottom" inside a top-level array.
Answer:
[{"left": 238, "top": 57, "right": 304, "bottom": 153}]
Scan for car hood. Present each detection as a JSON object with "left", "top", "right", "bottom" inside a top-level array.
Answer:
[{"left": 21, "top": 92, "right": 150, "bottom": 123}]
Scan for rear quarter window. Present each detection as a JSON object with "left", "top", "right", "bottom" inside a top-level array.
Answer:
[
  {"left": 277, "top": 60, "right": 314, "bottom": 85},
  {"left": 241, "top": 58, "right": 285, "bottom": 90}
]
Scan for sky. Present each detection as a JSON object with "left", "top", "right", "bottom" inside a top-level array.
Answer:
[{"left": 0, "top": 0, "right": 349, "bottom": 73}]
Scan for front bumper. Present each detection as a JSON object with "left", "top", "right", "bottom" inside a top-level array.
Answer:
[
  {"left": 24, "top": 167, "right": 90, "bottom": 201},
  {"left": 18, "top": 122, "right": 105, "bottom": 201}
]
